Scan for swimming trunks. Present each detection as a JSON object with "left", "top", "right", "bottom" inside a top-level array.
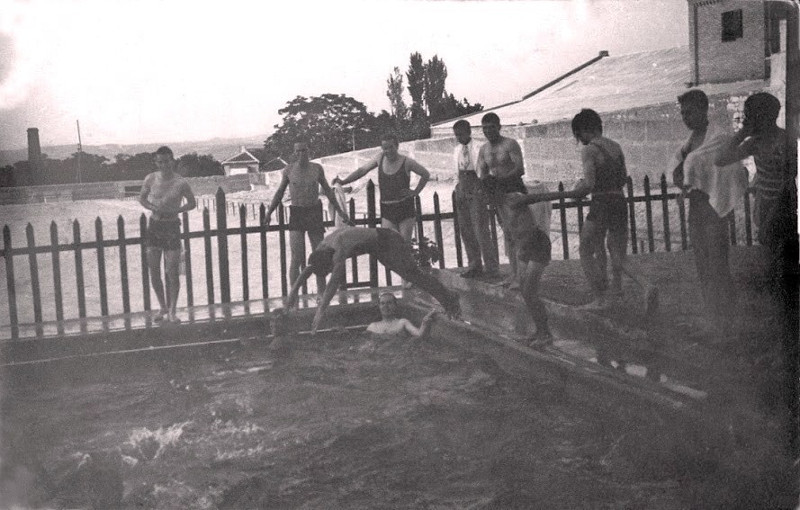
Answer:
[
  {"left": 586, "top": 194, "right": 627, "bottom": 234},
  {"left": 288, "top": 200, "right": 325, "bottom": 234},
  {"left": 146, "top": 217, "right": 182, "bottom": 251},
  {"left": 379, "top": 156, "right": 416, "bottom": 223},
  {"left": 517, "top": 228, "right": 552, "bottom": 265}
]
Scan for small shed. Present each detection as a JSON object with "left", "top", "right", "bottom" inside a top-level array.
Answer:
[{"left": 221, "top": 146, "right": 260, "bottom": 176}]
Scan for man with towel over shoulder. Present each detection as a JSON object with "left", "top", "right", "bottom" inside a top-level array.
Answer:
[{"left": 671, "top": 89, "right": 748, "bottom": 332}]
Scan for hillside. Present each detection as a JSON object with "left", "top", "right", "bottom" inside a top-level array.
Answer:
[{"left": 0, "top": 135, "right": 267, "bottom": 167}]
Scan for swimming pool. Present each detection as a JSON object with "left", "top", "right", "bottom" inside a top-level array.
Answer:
[{"left": 0, "top": 304, "right": 794, "bottom": 509}]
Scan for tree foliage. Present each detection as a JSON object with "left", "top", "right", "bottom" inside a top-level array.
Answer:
[
  {"left": 386, "top": 66, "right": 408, "bottom": 122},
  {"left": 423, "top": 55, "right": 448, "bottom": 122},
  {"left": 406, "top": 52, "right": 426, "bottom": 121},
  {"left": 264, "top": 94, "right": 380, "bottom": 160}
]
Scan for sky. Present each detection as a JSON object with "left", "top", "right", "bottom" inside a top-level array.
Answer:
[{"left": 0, "top": 0, "right": 688, "bottom": 150}]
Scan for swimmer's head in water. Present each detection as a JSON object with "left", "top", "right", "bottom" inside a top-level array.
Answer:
[
  {"left": 308, "top": 247, "right": 335, "bottom": 277},
  {"left": 378, "top": 292, "right": 399, "bottom": 319}
]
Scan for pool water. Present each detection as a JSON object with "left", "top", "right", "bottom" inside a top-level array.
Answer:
[{"left": 0, "top": 329, "right": 750, "bottom": 509}]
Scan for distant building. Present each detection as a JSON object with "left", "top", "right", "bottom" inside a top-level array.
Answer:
[
  {"left": 221, "top": 146, "right": 260, "bottom": 176},
  {"left": 262, "top": 157, "right": 288, "bottom": 173}
]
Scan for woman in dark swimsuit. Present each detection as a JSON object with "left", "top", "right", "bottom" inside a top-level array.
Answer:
[{"left": 335, "top": 133, "right": 430, "bottom": 243}]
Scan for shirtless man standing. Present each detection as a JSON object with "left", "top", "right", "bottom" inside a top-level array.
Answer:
[
  {"left": 139, "top": 146, "right": 196, "bottom": 323},
  {"left": 366, "top": 292, "right": 437, "bottom": 339},
  {"left": 266, "top": 141, "right": 352, "bottom": 297},
  {"left": 283, "top": 226, "right": 460, "bottom": 334},
  {"left": 477, "top": 112, "right": 528, "bottom": 288}
]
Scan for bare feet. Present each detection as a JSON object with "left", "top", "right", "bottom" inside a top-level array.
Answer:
[{"left": 153, "top": 310, "right": 167, "bottom": 322}]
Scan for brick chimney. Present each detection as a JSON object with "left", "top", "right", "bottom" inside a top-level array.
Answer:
[{"left": 27, "top": 128, "right": 42, "bottom": 169}]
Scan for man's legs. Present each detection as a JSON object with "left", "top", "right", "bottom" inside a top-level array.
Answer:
[
  {"left": 497, "top": 202, "right": 519, "bottom": 287},
  {"left": 164, "top": 248, "right": 181, "bottom": 322},
  {"left": 471, "top": 193, "right": 499, "bottom": 275},
  {"left": 455, "top": 188, "right": 483, "bottom": 274},
  {"left": 579, "top": 219, "right": 609, "bottom": 307},
  {"left": 607, "top": 225, "right": 658, "bottom": 315},
  {"left": 146, "top": 247, "right": 168, "bottom": 320},
  {"left": 520, "top": 259, "right": 551, "bottom": 344},
  {"left": 308, "top": 229, "right": 326, "bottom": 298},
  {"left": 377, "top": 232, "right": 460, "bottom": 317},
  {"left": 288, "top": 230, "right": 306, "bottom": 293},
  {"left": 690, "top": 199, "right": 735, "bottom": 318}
]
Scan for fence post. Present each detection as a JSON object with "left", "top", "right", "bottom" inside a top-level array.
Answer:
[
  {"left": 660, "top": 175, "right": 672, "bottom": 252},
  {"left": 117, "top": 217, "right": 131, "bottom": 330},
  {"left": 452, "top": 190, "right": 464, "bottom": 268},
  {"left": 278, "top": 205, "right": 288, "bottom": 297},
  {"left": 348, "top": 198, "right": 360, "bottom": 288},
  {"left": 73, "top": 220, "right": 87, "bottom": 332},
  {"left": 140, "top": 214, "right": 151, "bottom": 312},
  {"left": 203, "top": 207, "right": 215, "bottom": 304},
  {"left": 259, "top": 204, "right": 269, "bottom": 299},
  {"left": 643, "top": 175, "right": 655, "bottom": 252},
  {"left": 557, "top": 182, "right": 569, "bottom": 259},
  {"left": 95, "top": 218, "right": 109, "bottom": 317},
  {"left": 433, "top": 192, "right": 445, "bottom": 269},
  {"left": 367, "top": 180, "right": 379, "bottom": 287},
  {"left": 3, "top": 226, "right": 18, "bottom": 339},
  {"left": 25, "top": 224, "right": 43, "bottom": 336},
  {"left": 50, "top": 222, "right": 65, "bottom": 332},
  {"left": 240, "top": 204, "right": 249, "bottom": 301},
  {"left": 182, "top": 211, "right": 194, "bottom": 307},
  {"left": 626, "top": 177, "right": 638, "bottom": 254},
  {"left": 216, "top": 188, "right": 231, "bottom": 303},
  {"left": 728, "top": 212, "right": 738, "bottom": 246}
]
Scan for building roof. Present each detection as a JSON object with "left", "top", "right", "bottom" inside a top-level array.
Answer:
[
  {"left": 221, "top": 146, "right": 260, "bottom": 165},
  {"left": 432, "top": 46, "right": 765, "bottom": 131}
]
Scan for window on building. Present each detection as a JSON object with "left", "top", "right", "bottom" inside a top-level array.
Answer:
[{"left": 721, "top": 9, "right": 743, "bottom": 42}]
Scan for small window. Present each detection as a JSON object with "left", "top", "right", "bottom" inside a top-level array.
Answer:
[{"left": 722, "top": 9, "right": 743, "bottom": 42}]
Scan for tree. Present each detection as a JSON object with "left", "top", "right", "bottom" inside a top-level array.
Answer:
[
  {"left": 177, "top": 153, "right": 223, "bottom": 177},
  {"left": 386, "top": 66, "right": 408, "bottom": 122},
  {"left": 264, "top": 94, "right": 379, "bottom": 160},
  {"left": 424, "top": 55, "right": 448, "bottom": 122},
  {"left": 441, "top": 93, "right": 484, "bottom": 120},
  {"left": 406, "top": 52, "right": 426, "bottom": 122}
]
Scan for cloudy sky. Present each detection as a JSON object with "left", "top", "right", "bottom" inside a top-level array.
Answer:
[{"left": 0, "top": 0, "right": 688, "bottom": 149}]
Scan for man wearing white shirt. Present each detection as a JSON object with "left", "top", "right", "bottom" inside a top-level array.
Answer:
[{"left": 452, "top": 120, "right": 499, "bottom": 279}]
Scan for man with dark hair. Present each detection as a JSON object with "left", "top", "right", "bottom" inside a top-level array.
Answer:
[
  {"left": 139, "top": 146, "right": 196, "bottom": 323},
  {"left": 283, "top": 227, "right": 460, "bottom": 334},
  {"left": 672, "top": 89, "right": 747, "bottom": 329},
  {"left": 366, "top": 292, "right": 437, "bottom": 338},
  {"left": 477, "top": 112, "right": 527, "bottom": 288},
  {"left": 266, "top": 140, "right": 352, "bottom": 298},
  {"left": 716, "top": 92, "right": 795, "bottom": 290},
  {"left": 335, "top": 132, "right": 430, "bottom": 244},
  {"left": 452, "top": 119, "right": 499, "bottom": 279}
]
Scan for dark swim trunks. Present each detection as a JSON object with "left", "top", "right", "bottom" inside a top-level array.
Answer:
[
  {"left": 146, "top": 218, "right": 182, "bottom": 251},
  {"left": 288, "top": 200, "right": 325, "bottom": 235},
  {"left": 381, "top": 197, "right": 416, "bottom": 224},
  {"left": 586, "top": 194, "right": 627, "bottom": 234},
  {"left": 517, "top": 228, "right": 552, "bottom": 265}
]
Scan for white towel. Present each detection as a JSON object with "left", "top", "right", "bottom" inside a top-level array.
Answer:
[
  {"left": 329, "top": 182, "right": 349, "bottom": 227},
  {"left": 670, "top": 124, "right": 748, "bottom": 217}
]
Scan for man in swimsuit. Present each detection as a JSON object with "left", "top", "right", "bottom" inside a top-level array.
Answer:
[
  {"left": 283, "top": 227, "right": 460, "bottom": 334},
  {"left": 508, "top": 109, "right": 657, "bottom": 314},
  {"left": 334, "top": 133, "right": 430, "bottom": 243},
  {"left": 266, "top": 141, "right": 352, "bottom": 297},
  {"left": 139, "top": 146, "right": 196, "bottom": 323},
  {"left": 477, "top": 112, "right": 528, "bottom": 289},
  {"left": 366, "top": 292, "right": 437, "bottom": 339},
  {"left": 483, "top": 184, "right": 554, "bottom": 346}
]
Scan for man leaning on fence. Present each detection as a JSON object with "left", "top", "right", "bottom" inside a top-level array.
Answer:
[
  {"left": 139, "top": 146, "right": 197, "bottom": 324},
  {"left": 671, "top": 89, "right": 748, "bottom": 333},
  {"left": 452, "top": 119, "right": 499, "bottom": 280}
]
